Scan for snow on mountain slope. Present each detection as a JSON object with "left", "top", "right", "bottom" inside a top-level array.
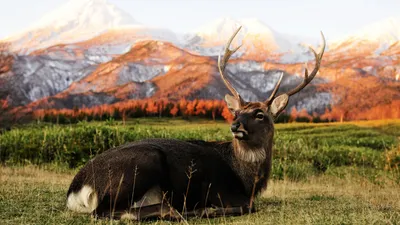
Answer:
[
  {"left": 76, "top": 26, "right": 180, "bottom": 53},
  {"left": 30, "top": 26, "right": 181, "bottom": 62},
  {"left": 329, "top": 17, "right": 400, "bottom": 55},
  {"left": 3, "top": 0, "right": 140, "bottom": 53},
  {"left": 347, "top": 17, "right": 400, "bottom": 43},
  {"left": 382, "top": 41, "right": 400, "bottom": 57},
  {"left": 3, "top": 53, "right": 98, "bottom": 106}
]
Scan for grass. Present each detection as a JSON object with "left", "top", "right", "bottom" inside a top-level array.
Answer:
[
  {"left": 0, "top": 118, "right": 400, "bottom": 224},
  {"left": 1, "top": 166, "right": 399, "bottom": 225}
]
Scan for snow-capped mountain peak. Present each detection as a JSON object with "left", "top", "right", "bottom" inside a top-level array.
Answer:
[
  {"left": 192, "top": 17, "right": 244, "bottom": 41},
  {"left": 4, "top": 0, "right": 141, "bottom": 53},
  {"left": 184, "top": 17, "right": 308, "bottom": 61},
  {"left": 192, "top": 17, "right": 280, "bottom": 41},
  {"left": 238, "top": 18, "right": 277, "bottom": 35},
  {"left": 30, "top": 0, "right": 138, "bottom": 30}
]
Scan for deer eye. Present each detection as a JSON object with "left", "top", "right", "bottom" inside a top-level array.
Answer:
[
  {"left": 233, "top": 111, "right": 240, "bottom": 119},
  {"left": 255, "top": 112, "right": 264, "bottom": 120}
]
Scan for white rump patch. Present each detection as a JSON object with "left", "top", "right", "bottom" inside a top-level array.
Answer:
[{"left": 66, "top": 185, "right": 98, "bottom": 213}]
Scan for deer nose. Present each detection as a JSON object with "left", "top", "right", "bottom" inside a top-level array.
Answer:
[{"left": 231, "top": 122, "right": 240, "bottom": 132}]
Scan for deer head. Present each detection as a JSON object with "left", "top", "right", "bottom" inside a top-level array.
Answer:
[{"left": 218, "top": 26, "right": 326, "bottom": 154}]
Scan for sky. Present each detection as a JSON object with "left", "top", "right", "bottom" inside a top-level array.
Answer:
[{"left": 0, "top": 0, "right": 399, "bottom": 40}]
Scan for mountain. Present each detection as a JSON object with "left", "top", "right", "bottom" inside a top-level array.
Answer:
[
  {"left": 328, "top": 17, "right": 400, "bottom": 55},
  {"left": 15, "top": 39, "right": 331, "bottom": 115},
  {"left": 3, "top": 0, "right": 178, "bottom": 54}
]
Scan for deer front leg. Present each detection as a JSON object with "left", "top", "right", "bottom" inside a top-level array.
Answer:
[
  {"left": 132, "top": 203, "right": 182, "bottom": 221},
  {"left": 188, "top": 206, "right": 249, "bottom": 218},
  {"left": 191, "top": 190, "right": 256, "bottom": 218},
  {"left": 95, "top": 203, "right": 183, "bottom": 221}
]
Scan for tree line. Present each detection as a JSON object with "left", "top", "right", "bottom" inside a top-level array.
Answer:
[{"left": 31, "top": 98, "right": 337, "bottom": 124}]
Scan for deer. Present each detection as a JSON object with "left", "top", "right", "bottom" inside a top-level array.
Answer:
[{"left": 66, "top": 26, "right": 326, "bottom": 221}]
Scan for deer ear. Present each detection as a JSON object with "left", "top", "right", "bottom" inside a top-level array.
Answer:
[
  {"left": 224, "top": 94, "right": 241, "bottom": 113},
  {"left": 269, "top": 94, "right": 289, "bottom": 118}
]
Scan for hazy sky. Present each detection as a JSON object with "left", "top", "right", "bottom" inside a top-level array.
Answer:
[{"left": 0, "top": 0, "right": 398, "bottom": 40}]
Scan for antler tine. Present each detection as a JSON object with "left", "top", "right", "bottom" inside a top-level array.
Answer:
[
  {"left": 218, "top": 26, "right": 243, "bottom": 102},
  {"left": 266, "top": 72, "right": 284, "bottom": 104},
  {"left": 286, "top": 31, "right": 326, "bottom": 97}
]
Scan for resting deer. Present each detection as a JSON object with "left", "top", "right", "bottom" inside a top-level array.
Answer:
[{"left": 66, "top": 26, "right": 326, "bottom": 221}]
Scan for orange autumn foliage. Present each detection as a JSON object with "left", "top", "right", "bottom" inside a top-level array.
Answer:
[
  {"left": 221, "top": 105, "right": 234, "bottom": 122},
  {"left": 31, "top": 98, "right": 232, "bottom": 122}
]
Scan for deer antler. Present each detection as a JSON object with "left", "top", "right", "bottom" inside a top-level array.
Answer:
[
  {"left": 218, "top": 26, "right": 244, "bottom": 105},
  {"left": 285, "top": 31, "right": 326, "bottom": 97},
  {"left": 220, "top": 28, "right": 325, "bottom": 107},
  {"left": 265, "top": 72, "right": 284, "bottom": 104}
]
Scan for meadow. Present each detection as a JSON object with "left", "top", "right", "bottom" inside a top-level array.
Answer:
[{"left": 1, "top": 118, "right": 400, "bottom": 224}]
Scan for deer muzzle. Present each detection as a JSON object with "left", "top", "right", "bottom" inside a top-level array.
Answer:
[{"left": 230, "top": 122, "right": 248, "bottom": 139}]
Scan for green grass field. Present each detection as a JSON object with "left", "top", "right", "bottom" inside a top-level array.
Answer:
[{"left": 1, "top": 118, "right": 400, "bottom": 224}]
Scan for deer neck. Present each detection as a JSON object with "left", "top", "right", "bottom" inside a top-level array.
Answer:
[
  {"left": 229, "top": 132, "right": 274, "bottom": 196},
  {"left": 232, "top": 131, "right": 273, "bottom": 164}
]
